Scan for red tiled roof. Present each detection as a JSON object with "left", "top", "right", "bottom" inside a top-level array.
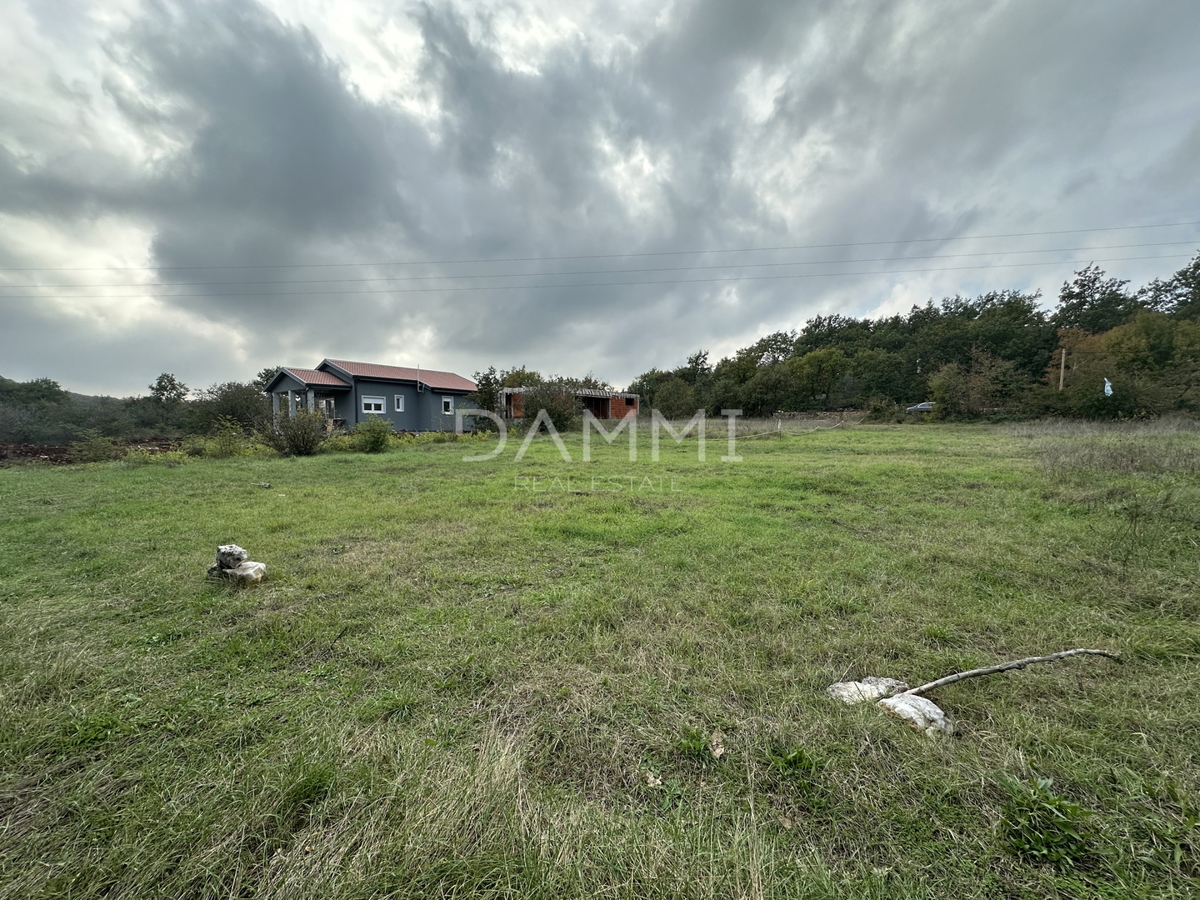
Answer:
[
  {"left": 321, "top": 359, "right": 476, "bottom": 392},
  {"left": 281, "top": 367, "right": 351, "bottom": 387}
]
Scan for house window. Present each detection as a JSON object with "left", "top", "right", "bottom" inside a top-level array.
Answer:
[
  {"left": 362, "top": 396, "right": 385, "bottom": 414},
  {"left": 442, "top": 396, "right": 454, "bottom": 415},
  {"left": 394, "top": 394, "right": 405, "bottom": 412}
]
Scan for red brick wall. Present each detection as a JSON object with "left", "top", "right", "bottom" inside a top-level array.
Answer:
[{"left": 613, "top": 395, "right": 637, "bottom": 418}]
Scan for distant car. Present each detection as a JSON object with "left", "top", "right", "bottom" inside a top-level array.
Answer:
[{"left": 906, "top": 401, "right": 935, "bottom": 413}]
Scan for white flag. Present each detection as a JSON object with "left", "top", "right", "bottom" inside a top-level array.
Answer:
[{"left": 1103, "top": 378, "right": 1113, "bottom": 397}]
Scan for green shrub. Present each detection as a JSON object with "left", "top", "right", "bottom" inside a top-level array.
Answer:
[
  {"left": 122, "top": 448, "right": 152, "bottom": 467},
  {"left": 189, "top": 381, "right": 269, "bottom": 434},
  {"left": 353, "top": 416, "right": 394, "bottom": 453},
  {"left": 180, "top": 435, "right": 209, "bottom": 457},
  {"left": 1000, "top": 776, "right": 1095, "bottom": 867},
  {"left": 520, "top": 379, "right": 581, "bottom": 432},
  {"left": 206, "top": 417, "right": 247, "bottom": 459},
  {"left": 256, "top": 410, "right": 329, "bottom": 457},
  {"left": 864, "top": 400, "right": 901, "bottom": 422},
  {"left": 68, "top": 429, "right": 122, "bottom": 463}
]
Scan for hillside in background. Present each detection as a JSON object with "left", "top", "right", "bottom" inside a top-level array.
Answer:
[{"left": 0, "top": 374, "right": 269, "bottom": 445}]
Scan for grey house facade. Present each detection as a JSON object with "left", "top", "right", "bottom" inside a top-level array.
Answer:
[{"left": 263, "top": 359, "right": 478, "bottom": 432}]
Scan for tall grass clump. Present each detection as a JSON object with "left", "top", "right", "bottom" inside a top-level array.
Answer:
[
  {"left": 1015, "top": 419, "right": 1200, "bottom": 476},
  {"left": 122, "top": 448, "right": 188, "bottom": 468},
  {"left": 1000, "top": 777, "right": 1095, "bottom": 868},
  {"left": 395, "top": 431, "right": 493, "bottom": 446}
]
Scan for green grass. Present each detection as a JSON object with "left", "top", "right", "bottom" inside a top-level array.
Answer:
[{"left": 1, "top": 423, "right": 1198, "bottom": 899}]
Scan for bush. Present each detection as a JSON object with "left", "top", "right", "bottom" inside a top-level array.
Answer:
[
  {"left": 521, "top": 380, "right": 580, "bottom": 432},
  {"left": 207, "top": 417, "right": 247, "bottom": 459},
  {"left": 189, "top": 382, "right": 269, "bottom": 434},
  {"left": 68, "top": 429, "right": 122, "bottom": 463},
  {"left": 864, "top": 399, "right": 901, "bottom": 422},
  {"left": 353, "top": 416, "right": 393, "bottom": 453},
  {"left": 180, "top": 435, "right": 209, "bottom": 457},
  {"left": 122, "top": 448, "right": 152, "bottom": 467},
  {"left": 257, "top": 410, "right": 329, "bottom": 457},
  {"left": 654, "top": 377, "right": 698, "bottom": 419}
]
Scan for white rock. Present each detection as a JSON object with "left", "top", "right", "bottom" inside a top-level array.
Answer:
[
  {"left": 877, "top": 694, "right": 954, "bottom": 737},
  {"left": 215, "top": 544, "right": 248, "bottom": 567},
  {"left": 206, "top": 544, "right": 265, "bottom": 583},
  {"left": 224, "top": 560, "right": 267, "bottom": 584},
  {"left": 826, "top": 676, "right": 910, "bottom": 704},
  {"left": 207, "top": 544, "right": 250, "bottom": 577}
]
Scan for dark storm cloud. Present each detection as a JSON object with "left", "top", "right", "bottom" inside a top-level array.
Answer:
[
  {"left": 1, "top": 0, "right": 1199, "bottom": 393},
  {"left": 123, "top": 2, "right": 417, "bottom": 264}
]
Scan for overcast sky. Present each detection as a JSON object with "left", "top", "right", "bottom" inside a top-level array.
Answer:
[{"left": 2, "top": 0, "right": 1199, "bottom": 396}]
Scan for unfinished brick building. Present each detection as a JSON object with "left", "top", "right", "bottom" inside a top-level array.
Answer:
[{"left": 502, "top": 387, "right": 639, "bottom": 420}]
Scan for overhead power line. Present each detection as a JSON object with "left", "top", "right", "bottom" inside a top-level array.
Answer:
[
  {"left": 0, "top": 220, "right": 1197, "bottom": 272},
  {"left": 1, "top": 240, "right": 1194, "bottom": 290},
  {"left": 3, "top": 253, "right": 1190, "bottom": 302}
]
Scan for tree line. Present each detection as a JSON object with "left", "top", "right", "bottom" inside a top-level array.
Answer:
[{"left": 624, "top": 252, "right": 1200, "bottom": 419}]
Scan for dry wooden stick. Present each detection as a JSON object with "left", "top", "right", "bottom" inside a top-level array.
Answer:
[{"left": 902, "top": 649, "right": 1120, "bottom": 697}]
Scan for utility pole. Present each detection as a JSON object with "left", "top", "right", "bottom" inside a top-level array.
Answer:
[{"left": 1058, "top": 347, "right": 1067, "bottom": 391}]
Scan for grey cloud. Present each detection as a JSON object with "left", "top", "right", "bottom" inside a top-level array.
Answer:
[
  {"left": 124, "top": 2, "right": 416, "bottom": 250},
  {"left": 1, "top": 0, "right": 1199, "bottom": 393},
  {"left": 639, "top": 0, "right": 825, "bottom": 127}
]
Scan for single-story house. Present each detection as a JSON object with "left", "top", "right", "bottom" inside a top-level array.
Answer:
[
  {"left": 501, "top": 386, "right": 638, "bottom": 420},
  {"left": 264, "top": 359, "right": 478, "bottom": 432}
]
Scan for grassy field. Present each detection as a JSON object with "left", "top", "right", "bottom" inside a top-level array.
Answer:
[{"left": 1, "top": 422, "right": 1198, "bottom": 899}]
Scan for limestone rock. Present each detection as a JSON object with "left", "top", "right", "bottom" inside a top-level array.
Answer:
[
  {"left": 877, "top": 694, "right": 954, "bottom": 737},
  {"left": 207, "top": 544, "right": 248, "bottom": 576},
  {"left": 206, "top": 544, "right": 266, "bottom": 583},
  {"left": 225, "top": 560, "right": 267, "bottom": 583},
  {"left": 826, "top": 676, "right": 910, "bottom": 704}
]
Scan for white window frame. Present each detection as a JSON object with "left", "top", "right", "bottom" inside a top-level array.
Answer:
[
  {"left": 361, "top": 395, "right": 386, "bottom": 414},
  {"left": 441, "top": 396, "right": 454, "bottom": 415},
  {"left": 394, "top": 394, "right": 405, "bottom": 413}
]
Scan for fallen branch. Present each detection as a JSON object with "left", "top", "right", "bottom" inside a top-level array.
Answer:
[{"left": 902, "top": 649, "right": 1120, "bottom": 697}]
